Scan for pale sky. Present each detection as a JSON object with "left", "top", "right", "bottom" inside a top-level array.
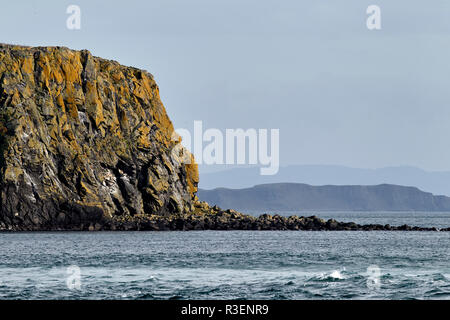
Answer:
[{"left": 1, "top": 0, "right": 450, "bottom": 171}]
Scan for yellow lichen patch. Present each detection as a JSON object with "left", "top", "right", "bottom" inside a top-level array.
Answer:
[
  {"left": 20, "top": 56, "right": 34, "bottom": 81},
  {"left": 51, "top": 68, "right": 64, "bottom": 85},
  {"left": 36, "top": 55, "right": 51, "bottom": 88},
  {"left": 78, "top": 180, "right": 96, "bottom": 197},
  {"left": 60, "top": 53, "right": 82, "bottom": 84},
  {"left": 69, "top": 138, "right": 82, "bottom": 153},
  {"left": 133, "top": 83, "right": 148, "bottom": 103},
  {"left": 27, "top": 137, "right": 38, "bottom": 149},
  {"left": 84, "top": 80, "right": 105, "bottom": 128},
  {"left": 55, "top": 94, "right": 65, "bottom": 108},
  {"left": 151, "top": 178, "right": 169, "bottom": 193},
  {"left": 136, "top": 125, "right": 151, "bottom": 149},
  {"left": 111, "top": 71, "right": 123, "bottom": 83},
  {"left": 3, "top": 166, "right": 24, "bottom": 182},
  {"left": 19, "top": 85, "right": 33, "bottom": 99},
  {"left": 150, "top": 105, "right": 174, "bottom": 146},
  {"left": 48, "top": 125, "right": 59, "bottom": 141},
  {"left": 65, "top": 101, "right": 79, "bottom": 120},
  {"left": 10, "top": 89, "right": 21, "bottom": 106},
  {"left": 89, "top": 99, "right": 105, "bottom": 128},
  {"left": 185, "top": 153, "right": 199, "bottom": 197},
  {"left": 75, "top": 200, "right": 103, "bottom": 209},
  {"left": 140, "top": 74, "right": 154, "bottom": 98}
]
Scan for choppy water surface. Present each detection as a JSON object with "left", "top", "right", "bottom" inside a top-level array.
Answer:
[{"left": 0, "top": 227, "right": 449, "bottom": 299}]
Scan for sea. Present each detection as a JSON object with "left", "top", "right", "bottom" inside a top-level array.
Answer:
[{"left": 0, "top": 211, "right": 449, "bottom": 300}]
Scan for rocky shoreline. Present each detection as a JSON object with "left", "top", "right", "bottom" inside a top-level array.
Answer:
[
  {"left": 2, "top": 202, "right": 448, "bottom": 232},
  {"left": 104, "top": 204, "right": 450, "bottom": 232}
]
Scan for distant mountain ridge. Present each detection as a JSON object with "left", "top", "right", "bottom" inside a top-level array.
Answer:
[
  {"left": 199, "top": 165, "right": 450, "bottom": 196},
  {"left": 198, "top": 183, "right": 450, "bottom": 212}
]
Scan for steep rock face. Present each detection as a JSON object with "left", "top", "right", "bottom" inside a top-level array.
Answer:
[{"left": 0, "top": 44, "right": 198, "bottom": 230}]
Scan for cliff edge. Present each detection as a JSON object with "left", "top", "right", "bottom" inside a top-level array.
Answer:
[{"left": 0, "top": 44, "right": 198, "bottom": 230}]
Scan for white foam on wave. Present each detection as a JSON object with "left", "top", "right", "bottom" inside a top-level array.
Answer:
[
  {"left": 329, "top": 270, "right": 345, "bottom": 280},
  {"left": 317, "top": 267, "right": 346, "bottom": 280}
]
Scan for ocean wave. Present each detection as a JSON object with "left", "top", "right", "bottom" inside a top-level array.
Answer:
[{"left": 311, "top": 268, "right": 347, "bottom": 282}]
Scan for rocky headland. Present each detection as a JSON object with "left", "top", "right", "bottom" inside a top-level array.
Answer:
[
  {"left": 0, "top": 44, "right": 197, "bottom": 230},
  {"left": 0, "top": 44, "right": 447, "bottom": 232}
]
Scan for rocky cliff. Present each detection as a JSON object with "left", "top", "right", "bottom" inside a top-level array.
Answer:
[{"left": 0, "top": 44, "right": 198, "bottom": 230}]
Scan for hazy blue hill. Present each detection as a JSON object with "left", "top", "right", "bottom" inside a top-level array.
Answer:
[
  {"left": 198, "top": 183, "right": 450, "bottom": 211},
  {"left": 199, "top": 165, "right": 450, "bottom": 196}
]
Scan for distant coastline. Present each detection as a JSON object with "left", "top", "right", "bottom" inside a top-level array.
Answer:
[
  {"left": 199, "top": 165, "right": 450, "bottom": 196},
  {"left": 198, "top": 183, "right": 450, "bottom": 212}
]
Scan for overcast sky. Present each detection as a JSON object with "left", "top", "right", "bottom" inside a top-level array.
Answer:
[{"left": 1, "top": 1, "right": 450, "bottom": 172}]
